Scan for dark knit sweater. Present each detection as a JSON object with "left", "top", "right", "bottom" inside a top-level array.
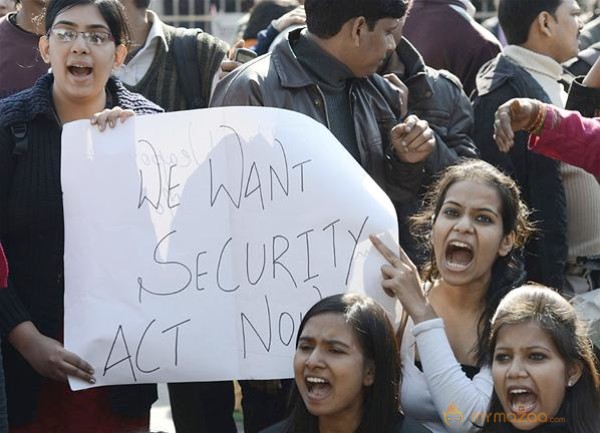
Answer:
[
  {"left": 123, "top": 21, "right": 228, "bottom": 112},
  {"left": 294, "top": 33, "right": 360, "bottom": 161},
  {"left": 0, "top": 73, "right": 162, "bottom": 424}
]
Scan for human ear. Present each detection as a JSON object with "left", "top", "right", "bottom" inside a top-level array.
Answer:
[
  {"left": 351, "top": 16, "right": 367, "bottom": 47},
  {"left": 113, "top": 44, "right": 127, "bottom": 68},
  {"left": 498, "top": 231, "right": 515, "bottom": 257},
  {"left": 536, "top": 11, "right": 553, "bottom": 37},
  {"left": 363, "top": 360, "right": 375, "bottom": 387},
  {"left": 566, "top": 361, "right": 583, "bottom": 387},
  {"left": 39, "top": 35, "right": 51, "bottom": 64}
]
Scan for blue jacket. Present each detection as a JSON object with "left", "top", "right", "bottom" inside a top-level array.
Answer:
[{"left": 472, "top": 54, "right": 567, "bottom": 291}]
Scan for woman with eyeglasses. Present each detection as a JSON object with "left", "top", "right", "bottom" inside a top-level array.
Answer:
[{"left": 0, "top": 0, "right": 162, "bottom": 430}]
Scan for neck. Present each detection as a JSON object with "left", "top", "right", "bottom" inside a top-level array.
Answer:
[
  {"left": 519, "top": 41, "right": 556, "bottom": 63},
  {"left": 306, "top": 31, "right": 352, "bottom": 74},
  {"left": 318, "top": 411, "right": 362, "bottom": 433},
  {"left": 52, "top": 86, "right": 107, "bottom": 125},
  {"left": 15, "top": 2, "right": 45, "bottom": 35},
  {"left": 123, "top": 3, "right": 151, "bottom": 52},
  {"left": 431, "top": 277, "right": 488, "bottom": 314}
]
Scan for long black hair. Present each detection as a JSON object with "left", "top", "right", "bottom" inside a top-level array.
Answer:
[
  {"left": 283, "top": 293, "right": 400, "bottom": 433},
  {"left": 411, "top": 159, "right": 535, "bottom": 366}
]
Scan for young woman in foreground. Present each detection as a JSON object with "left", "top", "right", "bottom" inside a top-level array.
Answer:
[
  {"left": 484, "top": 285, "right": 600, "bottom": 433},
  {"left": 372, "top": 159, "right": 534, "bottom": 433},
  {"left": 261, "top": 293, "right": 430, "bottom": 433}
]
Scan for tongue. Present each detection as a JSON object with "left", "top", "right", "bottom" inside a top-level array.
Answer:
[
  {"left": 511, "top": 393, "right": 537, "bottom": 413},
  {"left": 71, "top": 66, "right": 92, "bottom": 76},
  {"left": 449, "top": 248, "right": 473, "bottom": 265},
  {"left": 309, "top": 383, "right": 331, "bottom": 399}
]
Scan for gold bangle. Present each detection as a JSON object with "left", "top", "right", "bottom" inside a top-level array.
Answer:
[
  {"left": 531, "top": 104, "right": 547, "bottom": 136},
  {"left": 525, "top": 101, "right": 544, "bottom": 133}
]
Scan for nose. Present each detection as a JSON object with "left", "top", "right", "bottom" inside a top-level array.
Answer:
[
  {"left": 305, "top": 347, "right": 325, "bottom": 369},
  {"left": 453, "top": 215, "right": 474, "bottom": 233},
  {"left": 70, "top": 33, "right": 90, "bottom": 53},
  {"left": 506, "top": 357, "right": 528, "bottom": 379}
]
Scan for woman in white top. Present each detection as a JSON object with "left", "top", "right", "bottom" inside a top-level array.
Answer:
[{"left": 371, "top": 159, "right": 534, "bottom": 433}]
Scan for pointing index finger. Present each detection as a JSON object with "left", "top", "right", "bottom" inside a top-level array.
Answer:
[{"left": 369, "top": 234, "right": 401, "bottom": 266}]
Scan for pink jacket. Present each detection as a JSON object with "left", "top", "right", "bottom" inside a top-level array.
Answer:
[{"left": 528, "top": 106, "right": 600, "bottom": 177}]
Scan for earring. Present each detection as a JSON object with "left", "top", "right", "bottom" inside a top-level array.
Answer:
[{"left": 567, "top": 378, "right": 575, "bottom": 387}]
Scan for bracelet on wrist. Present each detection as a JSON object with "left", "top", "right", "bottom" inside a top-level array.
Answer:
[{"left": 525, "top": 101, "right": 547, "bottom": 135}]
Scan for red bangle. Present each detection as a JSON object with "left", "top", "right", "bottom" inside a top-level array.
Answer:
[{"left": 525, "top": 102, "right": 547, "bottom": 135}]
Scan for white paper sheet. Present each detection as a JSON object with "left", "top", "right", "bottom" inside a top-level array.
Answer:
[{"left": 61, "top": 107, "right": 399, "bottom": 390}]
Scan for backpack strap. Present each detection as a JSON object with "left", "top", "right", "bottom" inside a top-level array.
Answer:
[
  {"left": 172, "top": 27, "right": 205, "bottom": 109},
  {"left": 10, "top": 122, "right": 29, "bottom": 156}
]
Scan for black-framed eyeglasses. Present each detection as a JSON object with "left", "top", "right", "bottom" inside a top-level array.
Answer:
[{"left": 47, "top": 27, "right": 115, "bottom": 45}]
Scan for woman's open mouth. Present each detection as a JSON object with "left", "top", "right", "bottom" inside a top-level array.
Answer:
[
  {"left": 68, "top": 65, "right": 93, "bottom": 78},
  {"left": 444, "top": 240, "right": 474, "bottom": 271},
  {"left": 305, "top": 376, "right": 332, "bottom": 401},
  {"left": 507, "top": 387, "right": 537, "bottom": 414}
]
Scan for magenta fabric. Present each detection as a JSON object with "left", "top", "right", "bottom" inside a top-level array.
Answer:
[{"left": 528, "top": 106, "right": 600, "bottom": 177}]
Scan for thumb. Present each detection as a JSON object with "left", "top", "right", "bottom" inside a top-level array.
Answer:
[
  {"left": 509, "top": 98, "right": 536, "bottom": 131},
  {"left": 228, "top": 40, "right": 245, "bottom": 60}
]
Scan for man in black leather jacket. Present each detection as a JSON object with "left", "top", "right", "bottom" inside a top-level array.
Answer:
[
  {"left": 212, "top": 0, "right": 443, "bottom": 260},
  {"left": 211, "top": 1, "right": 436, "bottom": 429}
]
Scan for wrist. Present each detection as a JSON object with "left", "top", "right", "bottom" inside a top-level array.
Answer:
[
  {"left": 410, "top": 304, "right": 437, "bottom": 325},
  {"left": 8, "top": 321, "right": 40, "bottom": 355},
  {"left": 525, "top": 101, "right": 547, "bottom": 135}
]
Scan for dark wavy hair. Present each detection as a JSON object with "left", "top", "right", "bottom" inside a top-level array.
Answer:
[
  {"left": 304, "top": 0, "right": 409, "bottom": 38},
  {"left": 282, "top": 293, "right": 400, "bottom": 433},
  {"left": 44, "top": 0, "right": 130, "bottom": 47},
  {"left": 498, "top": 0, "right": 562, "bottom": 45},
  {"left": 411, "top": 159, "right": 535, "bottom": 366},
  {"left": 483, "top": 285, "right": 600, "bottom": 433}
]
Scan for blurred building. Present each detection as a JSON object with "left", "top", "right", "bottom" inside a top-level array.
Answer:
[{"left": 150, "top": 0, "right": 499, "bottom": 44}]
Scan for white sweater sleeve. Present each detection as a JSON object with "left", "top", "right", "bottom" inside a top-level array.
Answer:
[{"left": 412, "top": 318, "right": 493, "bottom": 433}]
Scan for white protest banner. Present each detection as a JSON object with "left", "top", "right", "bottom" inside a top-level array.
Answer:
[{"left": 62, "top": 107, "right": 399, "bottom": 390}]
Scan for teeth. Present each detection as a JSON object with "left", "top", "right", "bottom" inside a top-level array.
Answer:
[
  {"left": 306, "top": 377, "right": 327, "bottom": 384},
  {"left": 449, "top": 241, "right": 471, "bottom": 250},
  {"left": 510, "top": 389, "right": 529, "bottom": 394}
]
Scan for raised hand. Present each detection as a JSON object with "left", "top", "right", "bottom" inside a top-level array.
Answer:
[
  {"left": 370, "top": 235, "right": 436, "bottom": 324},
  {"left": 494, "top": 98, "right": 538, "bottom": 152},
  {"left": 389, "top": 114, "right": 436, "bottom": 164}
]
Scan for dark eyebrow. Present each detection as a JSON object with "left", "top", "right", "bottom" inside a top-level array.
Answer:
[
  {"left": 297, "top": 336, "right": 351, "bottom": 349},
  {"left": 442, "top": 200, "right": 461, "bottom": 207},
  {"left": 475, "top": 207, "right": 499, "bottom": 217},
  {"left": 53, "top": 20, "right": 111, "bottom": 31},
  {"left": 495, "top": 346, "right": 552, "bottom": 353},
  {"left": 443, "top": 200, "right": 499, "bottom": 217},
  {"left": 324, "top": 339, "right": 351, "bottom": 349}
]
